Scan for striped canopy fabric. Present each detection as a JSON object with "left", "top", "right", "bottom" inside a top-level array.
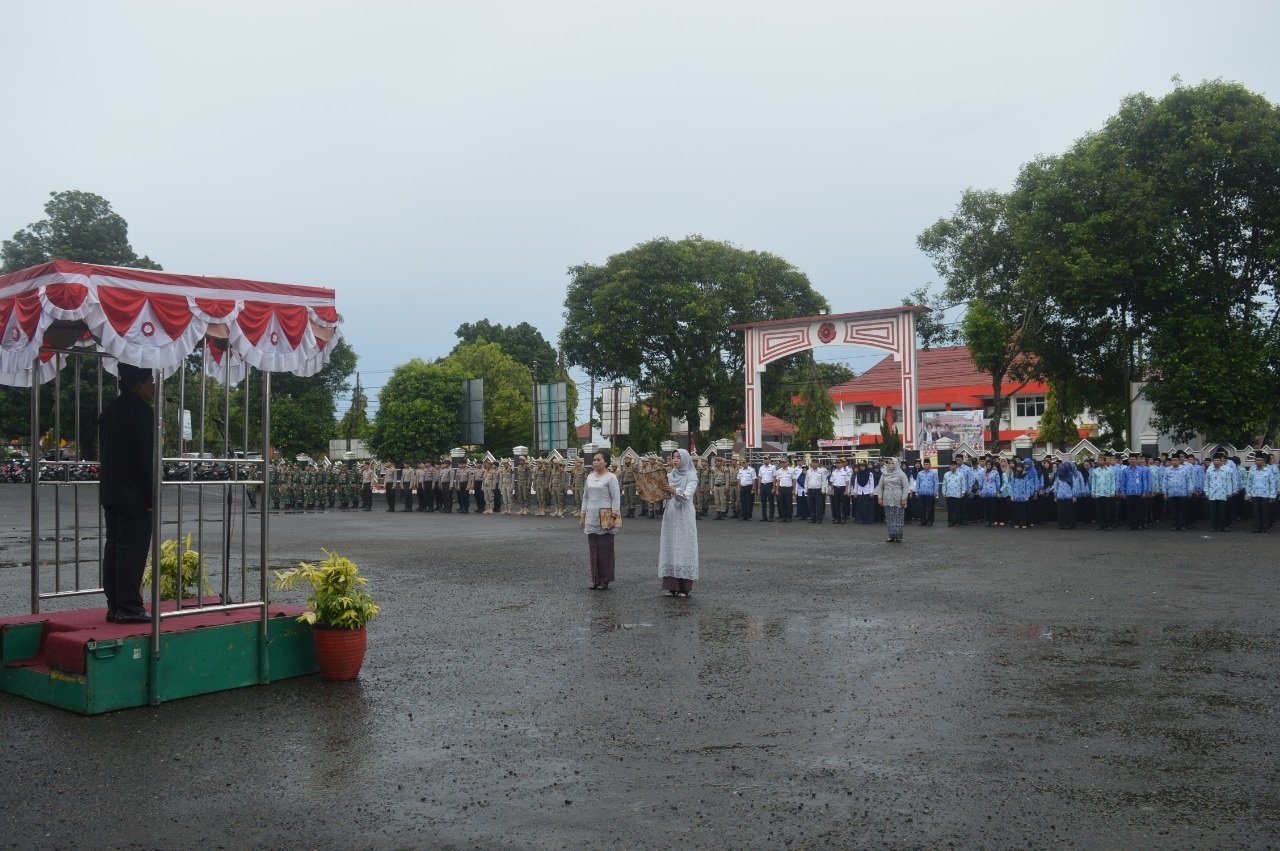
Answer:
[{"left": 0, "top": 260, "right": 340, "bottom": 386}]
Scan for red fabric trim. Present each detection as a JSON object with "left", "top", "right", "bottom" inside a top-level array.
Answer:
[
  {"left": 195, "top": 297, "right": 237, "bottom": 319},
  {"left": 150, "top": 292, "right": 195, "bottom": 340},
  {"left": 44, "top": 282, "right": 89, "bottom": 310},
  {"left": 274, "top": 305, "right": 307, "bottom": 348},
  {"left": 15, "top": 292, "right": 43, "bottom": 339},
  {"left": 97, "top": 285, "right": 149, "bottom": 336},
  {"left": 235, "top": 302, "right": 272, "bottom": 346},
  {"left": 313, "top": 305, "right": 338, "bottom": 323}
]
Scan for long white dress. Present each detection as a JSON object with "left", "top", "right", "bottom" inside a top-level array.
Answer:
[{"left": 658, "top": 461, "right": 700, "bottom": 584}]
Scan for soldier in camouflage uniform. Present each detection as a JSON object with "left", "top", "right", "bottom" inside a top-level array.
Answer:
[
  {"left": 482, "top": 461, "right": 498, "bottom": 514},
  {"left": 711, "top": 456, "right": 731, "bottom": 519},
  {"left": 695, "top": 457, "right": 712, "bottom": 516},
  {"left": 641, "top": 455, "right": 662, "bottom": 518},
  {"left": 532, "top": 458, "right": 550, "bottom": 516},
  {"left": 568, "top": 457, "right": 586, "bottom": 517},
  {"left": 620, "top": 456, "right": 638, "bottom": 517},
  {"left": 499, "top": 460, "right": 514, "bottom": 514},
  {"left": 514, "top": 457, "right": 531, "bottom": 515},
  {"left": 549, "top": 458, "right": 566, "bottom": 517}
]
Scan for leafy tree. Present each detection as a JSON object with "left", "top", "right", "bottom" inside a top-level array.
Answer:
[
  {"left": 1, "top": 190, "right": 162, "bottom": 452},
  {"left": 1014, "top": 80, "right": 1280, "bottom": 444},
  {"left": 918, "top": 189, "right": 1040, "bottom": 451},
  {"left": 791, "top": 363, "right": 837, "bottom": 450},
  {"left": 452, "top": 319, "right": 579, "bottom": 442},
  {"left": 561, "top": 235, "right": 828, "bottom": 447},
  {"left": 2, "top": 190, "right": 162, "bottom": 272},
  {"left": 439, "top": 340, "right": 534, "bottom": 452},
  {"left": 1037, "top": 380, "right": 1080, "bottom": 447},
  {"left": 368, "top": 359, "right": 465, "bottom": 462},
  {"left": 875, "top": 419, "right": 903, "bottom": 457},
  {"left": 772, "top": 356, "right": 854, "bottom": 426},
  {"left": 902, "top": 285, "right": 959, "bottom": 350},
  {"left": 228, "top": 338, "right": 358, "bottom": 460},
  {"left": 338, "top": 374, "right": 370, "bottom": 440}
]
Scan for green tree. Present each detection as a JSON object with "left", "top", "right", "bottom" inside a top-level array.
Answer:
[
  {"left": 452, "top": 319, "right": 578, "bottom": 444},
  {"left": 1036, "top": 380, "right": 1080, "bottom": 447},
  {"left": 772, "top": 356, "right": 854, "bottom": 426},
  {"left": 0, "top": 190, "right": 162, "bottom": 452},
  {"left": 337, "top": 373, "right": 370, "bottom": 440},
  {"left": 561, "top": 235, "right": 828, "bottom": 447},
  {"left": 368, "top": 359, "right": 464, "bottom": 462},
  {"left": 1014, "top": 80, "right": 1280, "bottom": 444},
  {"left": 439, "top": 340, "right": 535, "bottom": 452},
  {"left": 239, "top": 338, "right": 357, "bottom": 460},
  {"left": 918, "top": 189, "right": 1040, "bottom": 451},
  {"left": 791, "top": 363, "right": 837, "bottom": 450},
  {"left": 2, "top": 190, "right": 162, "bottom": 272},
  {"left": 902, "top": 285, "right": 959, "bottom": 350}
]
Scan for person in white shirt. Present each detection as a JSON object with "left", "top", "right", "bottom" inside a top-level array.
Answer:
[
  {"left": 757, "top": 458, "right": 778, "bottom": 522},
  {"left": 829, "top": 457, "right": 852, "bottom": 524},
  {"left": 775, "top": 458, "right": 796, "bottom": 522},
  {"left": 806, "top": 458, "right": 829, "bottom": 523},
  {"left": 736, "top": 459, "right": 757, "bottom": 520}
]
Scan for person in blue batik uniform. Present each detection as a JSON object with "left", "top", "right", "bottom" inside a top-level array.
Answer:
[
  {"left": 1203, "top": 454, "right": 1234, "bottom": 532},
  {"left": 1163, "top": 453, "right": 1193, "bottom": 531},
  {"left": 1053, "top": 460, "right": 1080, "bottom": 529},
  {"left": 914, "top": 459, "right": 939, "bottom": 527},
  {"left": 1244, "top": 453, "right": 1277, "bottom": 533}
]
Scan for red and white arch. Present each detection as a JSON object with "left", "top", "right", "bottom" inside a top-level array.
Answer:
[{"left": 733, "top": 307, "right": 926, "bottom": 451}]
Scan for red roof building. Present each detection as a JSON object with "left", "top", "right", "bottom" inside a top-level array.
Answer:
[{"left": 826, "top": 346, "right": 1092, "bottom": 447}]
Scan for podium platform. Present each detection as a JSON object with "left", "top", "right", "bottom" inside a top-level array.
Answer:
[{"left": 0, "top": 602, "right": 318, "bottom": 714}]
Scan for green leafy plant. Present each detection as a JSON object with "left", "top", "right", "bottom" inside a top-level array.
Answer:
[
  {"left": 273, "top": 550, "right": 380, "bottom": 630},
  {"left": 143, "top": 535, "right": 213, "bottom": 600}
]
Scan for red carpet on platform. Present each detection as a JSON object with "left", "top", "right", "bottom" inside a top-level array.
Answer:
[{"left": 1, "top": 600, "right": 306, "bottom": 675}]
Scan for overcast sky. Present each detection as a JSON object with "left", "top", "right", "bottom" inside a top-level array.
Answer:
[{"left": 3, "top": 1, "right": 1278, "bottom": 423}]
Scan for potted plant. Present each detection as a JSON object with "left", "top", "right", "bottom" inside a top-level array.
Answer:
[
  {"left": 144, "top": 534, "right": 214, "bottom": 601},
  {"left": 273, "top": 550, "right": 380, "bottom": 680}
]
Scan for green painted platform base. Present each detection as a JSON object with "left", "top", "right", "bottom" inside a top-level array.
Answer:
[{"left": 0, "top": 612, "right": 318, "bottom": 715}]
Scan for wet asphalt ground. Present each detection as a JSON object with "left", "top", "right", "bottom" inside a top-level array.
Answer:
[{"left": 1, "top": 487, "right": 1278, "bottom": 850}]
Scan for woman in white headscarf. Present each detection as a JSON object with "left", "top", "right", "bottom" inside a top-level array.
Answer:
[{"left": 659, "top": 448, "right": 700, "bottom": 598}]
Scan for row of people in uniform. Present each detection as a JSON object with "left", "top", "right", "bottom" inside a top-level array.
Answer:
[{"left": 924, "top": 451, "right": 1279, "bottom": 533}]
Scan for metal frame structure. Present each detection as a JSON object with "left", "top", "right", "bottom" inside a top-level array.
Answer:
[
  {"left": 732, "top": 307, "right": 928, "bottom": 452},
  {"left": 27, "top": 342, "right": 273, "bottom": 704}
]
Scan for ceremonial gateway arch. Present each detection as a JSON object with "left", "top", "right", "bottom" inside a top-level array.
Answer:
[{"left": 733, "top": 306, "right": 928, "bottom": 451}]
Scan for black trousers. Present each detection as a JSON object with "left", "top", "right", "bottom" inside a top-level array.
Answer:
[
  {"left": 918, "top": 494, "right": 936, "bottom": 525},
  {"left": 1208, "top": 499, "right": 1229, "bottom": 531},
  {"left": 457, "top": 486, "right": 470, "bottom": 512},
  {"left": 778, "top": 486, "right": 794, "bottom": 520},
  {"left": 1096, "top": 496, "right": 1116, "bottom": 528},
  {"left": 739, "top": 485, "right": 754, "bottom": 519},
  {"left": 1126, "top": 494, "right": 1143, "bottom": 529},
  {"left": 946, "top": 496, "right": 962, "bottom": 525},
  {"left": 386, "top": 486, "right": 397, "bottom": 511},
  {"left": 1056, "top": 498, "right": 1076, "bottom": 529},
  {"left": 807, "top": 490, "right": 825, "bottom": 521},
  {"left": 1011, "top": 500, "right": 1029, "bottom": 527},
  {"left": 1251, "top": 498, "right": 1271, "bottom": 531},
  {"left": 759, "top": 482, "right": 775, "bottom": 520},
  {"left": 1167, "top": 495, "right": 1187, "bottom": 529},
  {"left": 102, "top": 505, "right": 151, "bottom": 616},
  {"left": 361, "top": 484, "right": 372, "bottom": 510},
  {"left": 831, "top": 485, "right": 848, "bottom": 522}
]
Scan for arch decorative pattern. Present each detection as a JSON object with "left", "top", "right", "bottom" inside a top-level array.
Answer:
[{"left": 733, "top": 307, "right": 927, "bottom": 451}]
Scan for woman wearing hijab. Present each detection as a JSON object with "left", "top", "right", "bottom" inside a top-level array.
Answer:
[
  {"left": 659, "top": 449, "right": 700, "bottom": 598},
  {"left": 853, "top": 462, "right": 875, "bottom": 523},
  {"left": 1053, "top": 459, "right": 1080, "bottom": 529},
  {"left": 579, "top": 449, "right": 622, "bottom": 590},
  {"left": 875, "top": 456, "right": 911, "bottom": 543},
  {"left": 1009, "top": 458, "right": 1036, "bottom": 528}
]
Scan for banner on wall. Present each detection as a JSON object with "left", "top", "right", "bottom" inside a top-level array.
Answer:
[{"left": 920, "top": 410, "right": 985, "bottom": 457}]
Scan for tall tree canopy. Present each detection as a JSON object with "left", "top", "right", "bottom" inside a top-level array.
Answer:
[
  {"left": 1, "top": 191, "right": 162, "bottom": 450},
  {"left": 453, "top": 319, "right": 577, "bottom": 441},
  {"left": 368, "top": 359, "right": 464, "bottom": 463},
  {"left": 560, "top": 236, "right": 828, "bottom": 446},
  {"left": 1014, "top": 80, "right": 1280, "bottom": 444},
  {"left": 255, "top": 338, "right": 358, "bottom": 459},
  {"left": 918, "top": 189, "right": 1040, "bottom": 450},
  {"left": 439, "top": 340, "right": 535, "bottom": 452},
  {"left": 2, "top": 190, "right": 162, "bottom": 272}
]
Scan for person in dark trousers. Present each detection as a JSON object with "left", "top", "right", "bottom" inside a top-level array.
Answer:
[{"left": 98, "top": 363, "right": 156, "bottom": 624}]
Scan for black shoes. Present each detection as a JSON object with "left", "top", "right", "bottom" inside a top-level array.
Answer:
[{"left": 109, "top": 611, "right": 151, "bottom": 624}]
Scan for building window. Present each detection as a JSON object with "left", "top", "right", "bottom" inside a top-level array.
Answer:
[{"left": 1015, "top": 395, "right": 1046, "bottom": 418}]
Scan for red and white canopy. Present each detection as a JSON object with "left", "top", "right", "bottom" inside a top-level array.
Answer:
[{"left": 0, "top": 260, "right": 340, "bottom": 387}]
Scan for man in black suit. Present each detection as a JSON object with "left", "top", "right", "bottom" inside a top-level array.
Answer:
[{"left": 99, "top": 363, "right": 155, "bottom": 624}]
